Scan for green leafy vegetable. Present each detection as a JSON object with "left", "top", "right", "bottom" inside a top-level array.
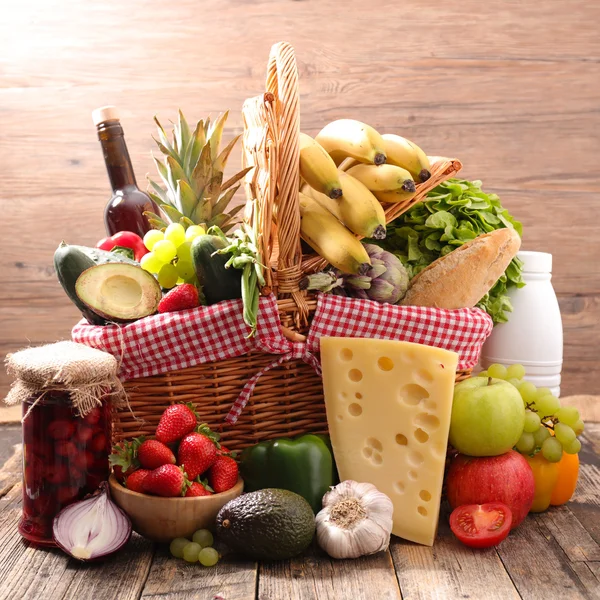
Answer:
[{"left": 371, "top": 178, "right": 524, "bottom": 324}]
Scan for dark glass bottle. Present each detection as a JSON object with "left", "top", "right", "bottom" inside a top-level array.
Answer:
[{"left": 93, "top": 106, "right": 160, "bottom": 237}]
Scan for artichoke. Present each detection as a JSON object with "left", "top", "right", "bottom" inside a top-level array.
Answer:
[{"left": 300, "top": 244, "right": 409, "bottom": 305}]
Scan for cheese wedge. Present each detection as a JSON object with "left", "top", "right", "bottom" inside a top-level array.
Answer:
[{"left": 320, "top": 337, "right": 458, "bottom": 546}]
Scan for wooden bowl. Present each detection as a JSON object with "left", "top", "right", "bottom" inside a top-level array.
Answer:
[{"left": 108, "top": 475, "right": 244, "bottom": 543}]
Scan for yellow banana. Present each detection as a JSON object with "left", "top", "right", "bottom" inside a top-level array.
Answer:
[
  {"left": 299, "top": 192, "right": 371, "bottom": 274},
  {"left": 302, "top": 173, "right": 387, "bottom": 239},
  {"left": 315, "top": 119, "right": 387, "bottom": 166},
  {"left": 299, "top": 133, "right": 343, "bottom": 199},
  {"left": 382, "top": 133, "right": 431, "bottom": 183},
  {"left": 338, "top": 157, "right": 360, "bottom": 172},
  {"left": 346, "top": 163, "right": 417, "bottom": 204}
]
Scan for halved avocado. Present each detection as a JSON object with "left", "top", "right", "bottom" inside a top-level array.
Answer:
[{"left": 75, "top": 263, "right": 162, "bottom": 322}]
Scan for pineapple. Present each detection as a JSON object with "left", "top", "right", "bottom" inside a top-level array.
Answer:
[{"left": 145, "top": 110, "right": 251, "bottom": 234}]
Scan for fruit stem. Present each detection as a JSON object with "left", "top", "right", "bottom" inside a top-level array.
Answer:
[
  {"left": 487, "top": 376, "right": 493, "bottom": 386},
  {"left": 222, "top": 519, "right": 231, "bottom": 529}
]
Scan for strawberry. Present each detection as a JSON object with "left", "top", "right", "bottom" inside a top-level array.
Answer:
[
  {"left": 125, "top": 469, "right": 152, "bottom": 493},
  {"left": 138, "top": 440, "right": 176, "bottom": 470},
  {"left": 185, "top": 481, "right": 212, "bottom": 497},
  {"left": 83, "top": 407, "right": 102, "bottom": 426},
  {"left": 76, "top": 425, "right": 94, "bottom": 445},
  {"left": 110, "top": 439, "right": 141, "bottom": 482},
  {"left": 207, "top": 455, "right": 239, "bottom": 493},
  {"left": 90, "top": 432, "right": 108, "bottom": 454},
  {"left": 177, "top": 432, "right": 218, "bottom": 480},
  {"left": 158, "top": 283, "right": 199, "bottom": 314},
  {"left": 143, "top": 464, "right": 187, "bottom": 497},
  {"left": 155, "top": 404, "right": 197, "bottom": 444},
  {"left": 55, "top": 440, "right": 78, "bottom": 459},
  {"left": 47, "top": 420, "right": 75, "bottom": 440}
]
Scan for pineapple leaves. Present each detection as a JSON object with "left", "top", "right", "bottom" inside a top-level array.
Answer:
[
  {"left": 159, "top": 203, "right": 186, "bottom": 223},
  {"left": 153, "top": 117, "right": 174, "bottom": 155},
  {"left": 176, "top": 110, "right": 191, "bottom": 160},
  {"left": 143, "top": 211, "right": 169, "bottom": 231},
  {"left": 179, "top": 216, "right": 196, "bottom": 229},
  {"left": 153, "top": 155, "right": 173, "bottom": 194},
  {"left": 191, "top": 142, "right": 213, "bottom": 198},
  {"left": 214, "top": 134, "right": 240, "bottom": 173},
  {"left": 222, "top": 166, "right": 253, "bottom": 192},
  {"left": 147, "top": 178, "right": 169, "bottom": 203},
  {"left": 212, "top": 184, "right": 240, "bottom": 216},
  {"left": 208, "top": 111, "right": 228, "bottom": 163},
  {"left": 177, "top": 180, "right": 197, "bottom": 217},
  {"left": 193, "top": 198, "right": 213, "bottom": 225}
]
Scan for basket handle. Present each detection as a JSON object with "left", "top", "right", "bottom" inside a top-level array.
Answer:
[{"left": 265, "top": 43, "right": 306, "bottom": 313}]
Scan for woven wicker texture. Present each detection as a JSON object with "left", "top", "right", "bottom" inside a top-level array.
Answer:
[{"left": 113, "top": 42, "right": 469, "bottom": 451}]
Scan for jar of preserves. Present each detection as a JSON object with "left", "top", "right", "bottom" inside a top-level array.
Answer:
[{"left": 5, "top": 341, "right": 124, "bottom": 546}]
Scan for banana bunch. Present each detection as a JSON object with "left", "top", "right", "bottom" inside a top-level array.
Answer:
[
  {"left": 299, "top": 193, "right": 371, "bottom": 275},
  {"left": 296, "top": 118, "right": 431, "bottom": 272}
]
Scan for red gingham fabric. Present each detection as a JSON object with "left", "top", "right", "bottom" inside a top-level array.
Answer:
[
  {"left": 305, "top": 294, "right": 493, "bottom": 371},
  {"left": 72, "top": 293, "right": 493, "bottom": 425}
]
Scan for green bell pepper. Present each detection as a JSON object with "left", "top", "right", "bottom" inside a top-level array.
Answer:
[{"left": 240, "top": 433, "right": 337, "bottom": 513}]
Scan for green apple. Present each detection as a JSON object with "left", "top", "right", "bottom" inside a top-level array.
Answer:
[{"left": 449, "top": 377, "right": 525, "bottom": 456}]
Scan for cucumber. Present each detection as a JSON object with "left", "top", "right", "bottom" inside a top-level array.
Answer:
[
  {"left": 53, "top": 242, "right": 139, "bottom": 325},
  {"left": 191, "top": 235, "right": 242, "bottom": 305}
]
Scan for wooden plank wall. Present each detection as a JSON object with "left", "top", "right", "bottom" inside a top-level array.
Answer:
[{"left": 1, "top": 0, "right": 599, "bottom": 398}]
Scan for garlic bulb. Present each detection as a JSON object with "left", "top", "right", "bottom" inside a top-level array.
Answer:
[{"left": 315, "top": 480, "right": 393, "bottom": 559}]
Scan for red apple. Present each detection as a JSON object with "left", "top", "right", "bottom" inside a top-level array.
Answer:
[{"left": 446, "top": 450, "right": 535, "bottom": 529}]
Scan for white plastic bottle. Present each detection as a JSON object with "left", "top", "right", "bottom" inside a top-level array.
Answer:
[{"left": 480, "top": 251, "right": 563, "bottom": 396}]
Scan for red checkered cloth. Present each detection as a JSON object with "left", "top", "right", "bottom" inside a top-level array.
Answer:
[
  {"left": 305, "top": 295, "right": 493, "bottom": 370},
  {"left": 72, "top": 293, "right": 493, "bottom": 426}
]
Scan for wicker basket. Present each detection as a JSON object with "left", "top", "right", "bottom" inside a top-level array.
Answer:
[{"left": 114, "top": 42, "right": 465, "bottom": 451}]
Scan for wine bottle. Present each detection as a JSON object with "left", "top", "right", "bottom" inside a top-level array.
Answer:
[{"left": 92, "top": 106, "right": 160, "bottom": 237}]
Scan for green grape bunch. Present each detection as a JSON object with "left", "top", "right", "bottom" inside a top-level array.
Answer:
[{"left": 479, "top": 364, "right": 585, "bottom": 463}]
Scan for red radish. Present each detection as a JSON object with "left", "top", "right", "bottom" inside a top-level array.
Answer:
[
  {"left": 155, "top": 404, "right": 197, "bottom": 444},
  {"left": 137, "top": 440, "right": 176, "bottom": 470},
  {"left": 143, "top": 464, "right": 187, "bottom": 497},
  {"left": 125, "top": 469, "right": 152, "bottom": 493},
  {"left": 185, "top": 481, "right": 212, "bottom": 497},
  {"left": 207, "top": 455, "right": 239, "bottom": 493},
  {"left": 446, "top": 450, "right": 535, "bottom": 529},
  {"left": 450, "top": 503, "right": 512, "bottom": 548},
  {"left": 177, "top": 433, "right": 217, "bottom": 480}
]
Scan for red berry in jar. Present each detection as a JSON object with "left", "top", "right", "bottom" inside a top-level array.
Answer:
[
  {"left": 55, "top": 440, "right": 79, "bottom": 459},
  {"left": 76, "top": 425, "right": 94, "bottom": 445},
  {"left": 44, "top": 463, "right": 69, "bottom": 485},
  {"left": 48, "top": 420, "right": 76, "bottom": 440},
  {"left": 83, "top": 407, "right": 102, "bottom": 426},
  {"left": 90, "top": 432, "right": 109, "bottom": 454}
]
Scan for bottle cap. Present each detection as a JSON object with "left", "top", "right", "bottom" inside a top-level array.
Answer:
[
  {"left": 92, "top": 106, "right": 120, "bottom": 126},
  {"left": 517, "top": 250, "right": 552, "bottom": 273}
]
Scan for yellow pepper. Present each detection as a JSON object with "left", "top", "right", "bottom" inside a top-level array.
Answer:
[
  {"left": 526, "top": 453, "right": 559, "bottom": 513},
  {"left": 550, "top": 452, "right": 579, "bottom": 506}
]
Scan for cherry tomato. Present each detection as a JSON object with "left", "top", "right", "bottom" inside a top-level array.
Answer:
[{"left": 449, "top": 502, "right": 512, "bottom": 548}]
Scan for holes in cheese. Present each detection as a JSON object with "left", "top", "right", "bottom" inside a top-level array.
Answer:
[
  {"left": 367, "top": 437, "right": 383, "bottom": 452},
  {"left": 340, "top": 348, "right": 353, "bottom": 361},
  {"left": 399, "top": 383, "right": 430, "bottom": 406},
  {"left": 414, "top": 413, "right": 440, "bottom": 431},
  {"left": 414, "top": 428, "right": 429, "bottom": 443},
  {"left": 408, "top": 451, "right": 424, "bottom": 466},
  {"left": 348, "top": 403, "right": 362, "bottom": 416},
  {"left": 349, "top": 369, "right": 363, "bottom": 382},
  {"left": 320, "top": 337, "right": 459, "bottom": 546},
  {"left": 355, "top": 392, "right": 363, "bottom": 399},
  {"left": 419, "top": 490, "right": 432, "bottom": 502},
  {"left": 377, "top": 357, "right": 394, "bottom": 371}
]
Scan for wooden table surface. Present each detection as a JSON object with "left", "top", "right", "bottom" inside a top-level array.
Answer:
[
  {"left": 0, "top": 420, "right": 598, "bottom": 600},
  {"left": 1, "top": 0, "right": 600, "bottom": 399}
]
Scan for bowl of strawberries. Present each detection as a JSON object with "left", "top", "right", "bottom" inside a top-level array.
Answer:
[{"left": 108, "top": 403, "right": 243, "bottom": 543}]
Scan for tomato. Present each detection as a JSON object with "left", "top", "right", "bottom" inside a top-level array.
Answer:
[{"left": 449, "top": 502, "right": 512, "bottom": 548}]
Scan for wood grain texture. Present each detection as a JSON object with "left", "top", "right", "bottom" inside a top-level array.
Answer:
[
  {"left": 1, "top": 0, "right": 599, "bottom": 401},
  {"left": 258, "top": 543, "right": 401, "bottom": 600}
]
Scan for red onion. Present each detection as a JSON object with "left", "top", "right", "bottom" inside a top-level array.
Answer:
[{"left": 53, "top": 482, "right": 131, "bottom": 561}]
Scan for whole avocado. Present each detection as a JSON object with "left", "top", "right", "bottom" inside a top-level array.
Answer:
[{"left": 216, "top": 489, "right": 315, "bottom": 560}]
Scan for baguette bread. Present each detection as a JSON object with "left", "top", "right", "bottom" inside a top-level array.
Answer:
[{"left": 400, "top": 227, "right": 521, "bottom": 309}]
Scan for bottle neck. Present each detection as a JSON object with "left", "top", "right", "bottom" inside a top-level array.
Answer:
[{"left": 97, "top": 121, "right": 138, "bottom": 192}]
